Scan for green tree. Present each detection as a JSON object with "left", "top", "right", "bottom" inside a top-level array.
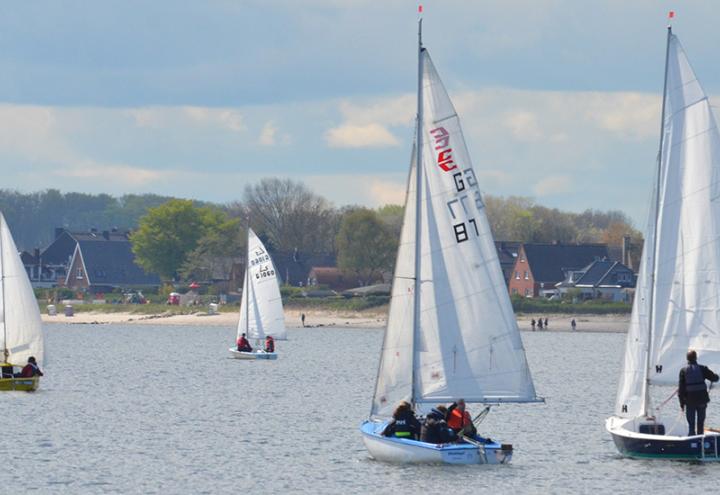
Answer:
[
  {"left": 180, "top": 218, "right": 244, "bottom": 282},
  {"left": 336, "top": 208, "right": 397, "bottom": 286},
  {"left": 131, "top": 199, "right": 228, "bottom": 280}
]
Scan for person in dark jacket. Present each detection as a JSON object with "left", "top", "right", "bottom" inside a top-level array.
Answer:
[
  {"left": 237, "top": 333, "right": 252, "bottom": 352},
  {"left": 420, "top": 408, "right": 458, "bottom": 444},
  {"left": 679, "top": 349, "right": 719, "bottom": 436},
  {"left": 382, "top": 401, "right": 421, "bottom": 440},
  {"left": 17, "top": 356, "right": 43, "bottom": 378}
]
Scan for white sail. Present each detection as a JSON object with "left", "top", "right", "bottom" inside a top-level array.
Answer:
[
  {"left": 615, "top": 34, "right": 720, "bottom": 416},
  {"left": 237, "top": 229, "right": 287, "bottom": 341},
  {"left": 371, "top": 49, "right": 537, "bottom": 418},
  {"left": 0, "top": 213, "right": 44, "bottom": 367}
]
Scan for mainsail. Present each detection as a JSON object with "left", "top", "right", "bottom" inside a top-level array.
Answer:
[
  {"left": 237, "top": 228, "right": 287, "bottom": 341},
  {"left": 371, "top": 47, "right": 538, "bottom": 419},
  {"left": 615, "top": 32, "right": 720, "bottom": 417},
  {"left": 0, "top": 213, "right": 44, "bottom": 367}
]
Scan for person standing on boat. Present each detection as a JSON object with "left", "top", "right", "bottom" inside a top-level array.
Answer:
[
  {"left": 17, "top": 356, "right": 43, "bottom": 378},
  {"left": 237, "top": 333, "right": 252, "bottom": 352},
  {"left": 264, "top": 335, "right": 275, "bottom": 353},
  {"left": 447, "top": 399, "right": 477, "bottom": 437},
  {"left": 679, "top": 349, "right": 719, "bottom": 436},
  {"left": 382, "top": 401, "right": 421, "bottom": 440}
]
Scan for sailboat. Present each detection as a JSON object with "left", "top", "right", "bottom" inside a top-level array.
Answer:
[
  {"left": 228, "top": 228, "right": 286, "bottom": 360},
  {"left": 0, "top": 213, "right": 44, "bottom": 391},
  {"left": 360, "top": 19, "right": 541, "bottom": 465},
  {"left": 606, "top": 22, "right": 720, "bottom": 460}
]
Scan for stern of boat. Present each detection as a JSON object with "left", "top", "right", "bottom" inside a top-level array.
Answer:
[{"left": 0, "top": 376, "right": 39, "bottom": 392}]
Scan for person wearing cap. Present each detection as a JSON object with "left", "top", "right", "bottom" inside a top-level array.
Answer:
[
  {"left": 679, "top": 349, "right": 719, "bottom": 436},
  {"left": 382, "top": 401, "right": 421, "bottom": 440},
  {"left": 17, "top": 356, "right": 43, "bottom": 378},
  {"left": 420, "top": 407, "right": 457, "bottom": 444},
  {"left": 447, "top": 399, "right": 477, "bottom": 437},
  {"left": 237, "top": 333, "right": 252, "bottom": 352}
]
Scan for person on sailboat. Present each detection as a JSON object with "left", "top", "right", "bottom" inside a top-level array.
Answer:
[
  {"left": 381, "top": 401, "right": 421, "bottom": 440},
  {"left": 16, "top": 356, "right": 43, "bottom": 378},
  {"left": 447, "top": 399, "right": 477, "bottom": 437},
  {"left": 264, "top": 335, "right": 274, "bottom": 353},
  {"left": 420, "top": 407, "right": 457, "bottom": 444},
  {"left": 237, "top": 333, "right": 252, "bottom": 352},
  {"left": 679, "top": 350, "right": 719, "bottom": 436}
]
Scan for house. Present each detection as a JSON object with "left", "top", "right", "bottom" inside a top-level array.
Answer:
[
  {"left": 272, "top": 249, "right": 336, "bottom": 287},
  {"left": 494, "top": 241, "right": 521, "bottom": 285},
  {"left": 556, "top": 258, "right": 636, "bottom": 302},
  {"left": 65, "top": 232, "right": 160, "bottom": 293},
  {"left": 307, "top": 266, "right": 357, "bottom": 291},
  {"left": 508, "top": 242, "right": 609, "bottom": 298}
]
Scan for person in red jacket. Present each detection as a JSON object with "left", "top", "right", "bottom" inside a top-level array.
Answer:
[
  {"left": 237, "top": 333, "right": 252, "bottom": 352},
  {"left": 18, "top": 356, "right": 43, "bottom": 378},
  {"left": 264, "top": 335, "right": 275, "bottom": 353},
  {"left": 447, "top": 399, "right": 477, "bottom": 437}
]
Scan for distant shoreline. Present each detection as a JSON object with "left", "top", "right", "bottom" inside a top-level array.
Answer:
[{"left": 42, "top": 308, "right": 629, "bottom": 332}]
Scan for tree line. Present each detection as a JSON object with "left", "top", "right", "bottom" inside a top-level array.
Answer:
[{"left": 0, "top": 180, "right": 642, "bottom": 283}]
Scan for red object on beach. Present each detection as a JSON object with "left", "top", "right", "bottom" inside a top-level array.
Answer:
[
  {"left": 189, "top": 281, "right": 200, "bottom": 289},
  {"left": 668, "top": 11, "right": 674, "bottom": 19},
  {"left": 418, "top": 4, "right": 422, "bottom": 13}
]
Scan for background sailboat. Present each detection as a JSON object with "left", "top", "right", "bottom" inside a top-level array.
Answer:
[
  {"left": 0, "top": 213, "right": 44, "bottom": 391},
  {"left": 229, "top": 228, "right": 286, "bottom": 360},
  {"left": 360, "top": 19, "right": 540, "bottom": 465},
  {"left": 607, "top": 23, "right": 720, "bottom": 460}
]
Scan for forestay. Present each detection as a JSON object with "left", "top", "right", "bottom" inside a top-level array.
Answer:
[
  {"left": 237, "top": 229, "right": 287, "bottom": 341},
  {"left": 615, "top": 34, "right": 720, "bottom": 417},
  {"left": 0, "top": 213, "right": 44, "bottom": 367},
  {"left": 371, "top": 49, "right": 537, "bottom": 419}
]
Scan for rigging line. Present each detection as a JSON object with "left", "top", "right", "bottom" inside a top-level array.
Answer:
[{"left": 664, "top": 95, "right": 708, "bottom": 121}]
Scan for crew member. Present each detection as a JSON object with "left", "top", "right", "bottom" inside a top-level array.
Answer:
[
  {"left": 237, "top": 333, "right": 253, "bottom": 352},
  {"left": 420, "top": 407, "right": 457, "bottom": 444},
  {"left": 447, "top": 399, "right": 477, "bottom": 437},
  {"left": 265, "top": 335, "right": 275, "bottom": 353},
  {"left": 18, "top": 356, "right": 43, "bottom": 378},
  {"left": 382, "top": 401, "right": 421, "bottom": 440},
  {"left": 679, "top": 349, "right": 719, "bottom": 436}
]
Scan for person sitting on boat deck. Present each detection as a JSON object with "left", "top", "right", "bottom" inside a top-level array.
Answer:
[
  {"left": 420, "top": 407, "right": 457, "bottom": 444},
  {"left": 382, "top": 400, "right": 421, "bottom": 440},
  {"left": 264, "top": 335, "right": 275, "bottom": 353},
  {"left": 679, "top": 349, "right": 719, "bottom": 436},
  {"left": 237, "top": 333, "right": 253, "bottom": 352},
  {"left": 16, "top": 356, "right": 43, "bottom": 378},
  {"left": 447, "top": 399, "right": 477, "bottom": 437}
]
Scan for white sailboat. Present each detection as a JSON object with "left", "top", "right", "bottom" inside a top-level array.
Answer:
[
  {"left": 360, "top": 19, "right": 541, "bottom": 465},
  {"left": 0, "top": 213, "right": 44, "bottom": 391},
  {"left": 606, "top": 22, "right": 720, "bottom": 460},
  {"left": 229, "top": 228, "right": 286, "bottom": 360}
]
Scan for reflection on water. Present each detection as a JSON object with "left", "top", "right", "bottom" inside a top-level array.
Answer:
[{"left": 1, "top": 324, "right": 716, "bottom": 494}]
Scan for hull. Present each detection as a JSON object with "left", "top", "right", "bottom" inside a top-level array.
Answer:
[
  {"left": 228, "top": 348, "right": 278, "bottom": 360},
  {"left": 606, "top": 416, "right": 720, "bottom": 461},
  {"left": 0, "top": 376, "right": 39, "bottom": 392},
  {"left": 360, "top": 421, "right": 512, "bottom": 465}
]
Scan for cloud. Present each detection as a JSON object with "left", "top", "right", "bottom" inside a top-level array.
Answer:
[
  {"left": 533, "top": 175, "right": 573, "bottom": 196},
  {"left": 325, "top": 123, "right": 399, "bottom": 148},
  {"left": 56, "top": 161, "right": 166, "bottom": 186},
  {"left": 369, "top": 179, "right": 406, "bottom": 205},
  {"left": 259, "top": 121, "right": 277, "bottom": 146}
]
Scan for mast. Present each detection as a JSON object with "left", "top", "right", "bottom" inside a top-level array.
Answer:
[
  {"left": 1, "top": 216, "right": 6, "bottom": 364},
  {"left": 245, "top": 218, "right": 251, "bottom": 344},
  {"left": 643, "top": 24, "right": 672, "bottom": 418},
  {"left": 410, "top": 17, "right": 424, "bottom": 408}
]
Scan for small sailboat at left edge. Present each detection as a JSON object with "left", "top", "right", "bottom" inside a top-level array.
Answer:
[
  {"left": 0, "top": 213, "right": 44, "bottom": 391},
  {"left": 229, "top": 228, "right": 287, "bottom": 360}
]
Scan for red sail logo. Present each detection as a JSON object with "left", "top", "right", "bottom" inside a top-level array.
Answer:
[{"left": 430, "top": 127, "right": 457, "bottom": 172}]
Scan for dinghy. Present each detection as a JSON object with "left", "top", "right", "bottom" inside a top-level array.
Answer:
[
  {"left": 0, "top": 213, "right": 44, "bottom": 391},
  {"left": 606, "top": 20, "right": 720, "bottom": 461},
  {"left": 360, "top": 18, "right": 541, "bottom": 465},
  {"left": 229, "top": 228, "right": 286, "bottom": 360}
]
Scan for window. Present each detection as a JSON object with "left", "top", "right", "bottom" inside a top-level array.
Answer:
[
  {"left": 524, "top": 271, "right": 529, "bottom": 280},
  {"left": 515, "top": 271, "right": 520, "bottom": 280},
  {"left": 76, "top": 267, "right": 84, "bottom": 279},
  {"left": 524, "top": 288, "right": 530, "bottom": 297}
]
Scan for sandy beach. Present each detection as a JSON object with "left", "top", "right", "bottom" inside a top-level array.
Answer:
[{"left": 42, "top": 308, "right": 629, "bottom": 332}]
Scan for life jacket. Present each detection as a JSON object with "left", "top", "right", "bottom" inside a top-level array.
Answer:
[
  {"left": 392, "top": 418, "right": 413, "bottom": 438},
  {"left": 265, "top": 338, "right": 274, "bottom": 352},
  {"left": 20, "top": 363, "right": 38, "bottom": 378},
  {"left": 447, "top": 408, "right": 471, "bottom": 431},
  {"left": 685, "top": 363, "right": 707, "bottom": 392}
]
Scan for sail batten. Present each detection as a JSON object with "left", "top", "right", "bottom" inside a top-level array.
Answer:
[
  {"left": 370, "top": 48, "right": 538, "bottom": 419},
  {"left": 236, "top": 229, "right": 287, "bottom": 342}
]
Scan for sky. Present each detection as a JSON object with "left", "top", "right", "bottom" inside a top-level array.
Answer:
[{"left": 0, "top": 0, "right": 719, "bottom": 226}]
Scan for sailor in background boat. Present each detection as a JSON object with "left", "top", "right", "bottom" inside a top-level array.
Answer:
[
  {"left": 16, "top": 356, "right": 43, "bottom": 378},
  {"left": 381, "top": 401, "right": 421, "bottom": 440},
  {"left": 447, "top": 399, "right": 477, "bottom": 437},
  {"left": 679, "top": 350, "right": 719, "bottom": 436},
  {"left": 236, "top": 333, "right": 252, "bottom": 352},
  {"left": 264, "top": 335, "right": 275, "bottom": 353}
]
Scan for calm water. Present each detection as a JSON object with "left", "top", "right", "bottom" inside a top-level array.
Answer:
[{"left": 1, "top": 324, "right": 714, "bottom": 493}]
